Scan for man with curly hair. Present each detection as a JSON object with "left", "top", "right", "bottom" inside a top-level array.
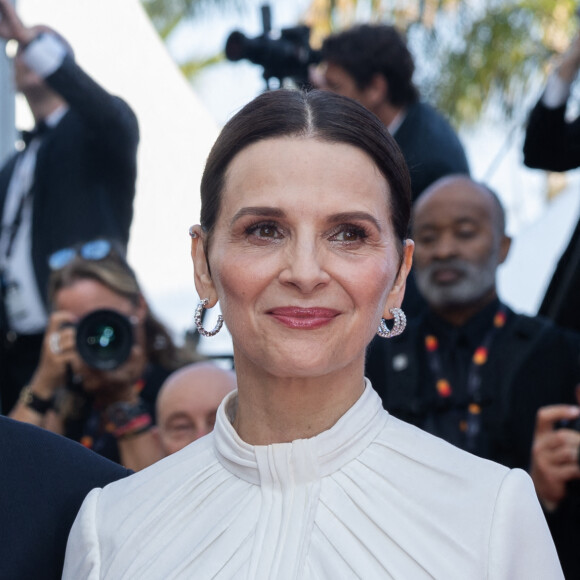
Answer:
[{"left": 318, "top": 24, "right": 470, "bottom": 202}]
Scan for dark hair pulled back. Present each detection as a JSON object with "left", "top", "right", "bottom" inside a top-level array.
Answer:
[{"left": 200, "top": 89, "right": 411, "bottom": 255}]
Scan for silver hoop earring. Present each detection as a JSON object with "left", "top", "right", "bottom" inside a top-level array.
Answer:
[
  {"left": 194, "top": 298, "right": 224, "bottom": 337},
  {"left": 377, "top": 307, "right": 406, "bottom": 339}
]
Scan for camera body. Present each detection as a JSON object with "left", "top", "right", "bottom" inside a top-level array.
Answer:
[
  {"left": 556, "top": 416, "right": 580, "bottom": 432},
  {"left": 75, "top": 309, "right": 134, "bottom": 371},
  {"left": 225, "top": 6, "right": 320, "bottom": 88}
]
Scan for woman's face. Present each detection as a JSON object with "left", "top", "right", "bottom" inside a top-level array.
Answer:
[{"left": 193, "top": 137, "right": 413, "bottom": 380}]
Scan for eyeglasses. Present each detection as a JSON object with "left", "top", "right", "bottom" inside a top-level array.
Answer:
[{"left": 48, "top": 239, "right": 115, "bottom": 271}]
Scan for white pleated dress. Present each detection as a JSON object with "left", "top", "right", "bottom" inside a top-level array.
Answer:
[{"left": 63, "top": 381, "right": 563, "bottom": 579}]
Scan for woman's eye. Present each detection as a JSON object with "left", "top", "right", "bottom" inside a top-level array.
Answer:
[
  {"left": 331, "top": 226, "right": 368, "bottom": 242},
  {"left": 246, "top": 223, "right": 282, "bottom": 239}
]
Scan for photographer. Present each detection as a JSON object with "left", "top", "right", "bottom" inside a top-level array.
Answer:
[{"left": 9, "top": 240, "right": 187, "bottom": 471}]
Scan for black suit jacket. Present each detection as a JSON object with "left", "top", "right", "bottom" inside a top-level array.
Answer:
[
  {"left": 0, "top": 52, "right": 139, "bottom": 310},
  {"left": 523, "top": 99, "right": 580, "bottom": 333},
  {"left": 0, "top": 417, "right": 130, "bottom": 580},
  {"left": 394, "top": 101, "right": 470, "bottom": 202}
]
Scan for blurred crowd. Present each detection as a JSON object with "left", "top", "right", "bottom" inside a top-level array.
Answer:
[{"left": 0, "top": 2, "right": 579, "bottom": 578}]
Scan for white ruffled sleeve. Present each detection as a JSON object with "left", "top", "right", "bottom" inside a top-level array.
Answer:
[
  {"left": 488, "top": 468, "right": 564, "bottom": 579},
  {"left": 62, "top": 488, "right": 103, "bottom": 580}
]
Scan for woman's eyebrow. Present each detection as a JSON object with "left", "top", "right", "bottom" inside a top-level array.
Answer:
[
  {"left": 230, "top": 208, "right": 382, "bottom": 232},
  {"left": 327, "top": 211, "right": 382, "bottom": 232},
  {"left": 230, "top": 207, "right": 286, "bottom": 226}
]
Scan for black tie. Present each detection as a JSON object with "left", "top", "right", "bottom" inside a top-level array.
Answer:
[{"left": 21, "top": 120, "right": 49, "bottom": 147}]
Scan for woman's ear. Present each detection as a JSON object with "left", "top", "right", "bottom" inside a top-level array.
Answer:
[
  {"left": 190, "top": 225, "right": 218, "bottom": 306},
  {"left": 383, "top": 239, "right": 414, "bottom": 318}
]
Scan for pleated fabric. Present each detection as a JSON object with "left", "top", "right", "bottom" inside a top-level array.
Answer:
[{"left": 63, "top": 381, "right": 563, "bottom": 579}]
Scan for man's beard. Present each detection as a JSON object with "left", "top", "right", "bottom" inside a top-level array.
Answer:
[{"left": 414, "top": 256, "right": 498, "bottom": 309}]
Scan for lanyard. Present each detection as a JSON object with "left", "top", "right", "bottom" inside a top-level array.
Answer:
[
  {"left": 0, "top": 134, "right": 46, "bottom": 265},
  {"left": 424, "top": 305, "right": 507, "bottom": 453}
]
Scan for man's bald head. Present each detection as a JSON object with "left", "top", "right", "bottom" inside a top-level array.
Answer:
[{"left": 156, "top": 362, "right": 237, "bottom": 456}]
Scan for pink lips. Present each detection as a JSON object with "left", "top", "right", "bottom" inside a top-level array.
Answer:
[{"left": 268, "top": 307, "right": 340, "bottom": 329}]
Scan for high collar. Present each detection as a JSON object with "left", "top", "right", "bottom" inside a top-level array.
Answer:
[{"left": 213, "top": 379, "right": 388, "bottom": 486}]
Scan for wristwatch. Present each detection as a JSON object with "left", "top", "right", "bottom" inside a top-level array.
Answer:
[{"left": 18, "top": 385, "right": 55, "bottom": 415}]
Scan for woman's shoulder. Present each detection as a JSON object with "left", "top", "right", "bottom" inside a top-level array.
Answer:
[
  {"left": 95, "top": 433, "right": 222, "bottom": 510},
  {"left": 359, "top": 412, "right": 543, "bottom": 520},
  {"left": 316, "top": 416, "right": 560, "bottom": 578},
  {"left": 371, "top": 413, "right": 510, "bottom": 483},
  {"left": 322, "top": 414, "right": 558, "bottom": 577}
]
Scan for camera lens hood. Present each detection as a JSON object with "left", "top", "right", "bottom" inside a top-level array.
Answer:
[{"left": 75, "top": 308, "right": 134, "bottom": 371}]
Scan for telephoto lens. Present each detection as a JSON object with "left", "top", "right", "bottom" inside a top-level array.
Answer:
[{"left": 75, "top": 309, "right": 134, "bottom": 370}]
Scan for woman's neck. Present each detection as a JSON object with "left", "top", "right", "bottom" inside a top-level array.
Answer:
[{"left": 231, "top": 360, "right": 366, "bottom": 446}]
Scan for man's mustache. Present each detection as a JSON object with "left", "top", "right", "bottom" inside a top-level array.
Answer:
[{"left": 420, "top": 258, "right": 474, "bottom": 280}]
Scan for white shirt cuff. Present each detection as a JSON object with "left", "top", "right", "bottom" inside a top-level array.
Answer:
[
  {"left": 22, "top": 33, "right": 67, "bottom": 79},
  {"left": 542, "top": 72, "right": 572, "bottom": 109}
]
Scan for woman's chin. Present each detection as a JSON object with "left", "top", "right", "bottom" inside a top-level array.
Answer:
[{"left": 259, "top": 353, "right": 357, "bottom": 382}]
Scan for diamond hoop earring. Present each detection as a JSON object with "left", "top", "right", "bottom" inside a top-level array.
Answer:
[
  {"left": 377, "top": 308, "right": 406, "bottom": 339},
  {"left": 194, "top": 298, "right": 224, "bottom": 337}
]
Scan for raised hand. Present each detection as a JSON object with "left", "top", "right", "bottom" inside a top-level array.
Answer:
[{"left": 0, "top": 0, "right": 35, "bottom": 45}]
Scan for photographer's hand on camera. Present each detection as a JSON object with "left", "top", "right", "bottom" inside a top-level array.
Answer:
[
  {"left": 530, "top": 404, "right": 580, "bottom": 512},
  {"left": 9, "top": 311, "right": 79, "bottom": 429},
  {"left": 37, "top": 311, "right": 79, "bottom": 389}
]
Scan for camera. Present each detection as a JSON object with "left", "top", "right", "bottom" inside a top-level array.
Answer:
[
  {"left": 75, "top": 309, "right": 134, "bottom": 371},
  {"left": 556, "top": 417, "right": 580, "bottom": 433},
  {"left": 225, "top": 4, "right": 320, "bottom": 88}
]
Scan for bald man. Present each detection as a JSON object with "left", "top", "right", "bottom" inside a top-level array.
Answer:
[
  {"left": 156, "top": 362, "right": 237, "bottom": 456},
  {"left": 365, "top": 175, "right": 580, "bottom": 577}
]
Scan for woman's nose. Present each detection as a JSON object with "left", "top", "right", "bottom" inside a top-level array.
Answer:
[{"left": 278, "top": 240, "right": 331, "bottom": 293}]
